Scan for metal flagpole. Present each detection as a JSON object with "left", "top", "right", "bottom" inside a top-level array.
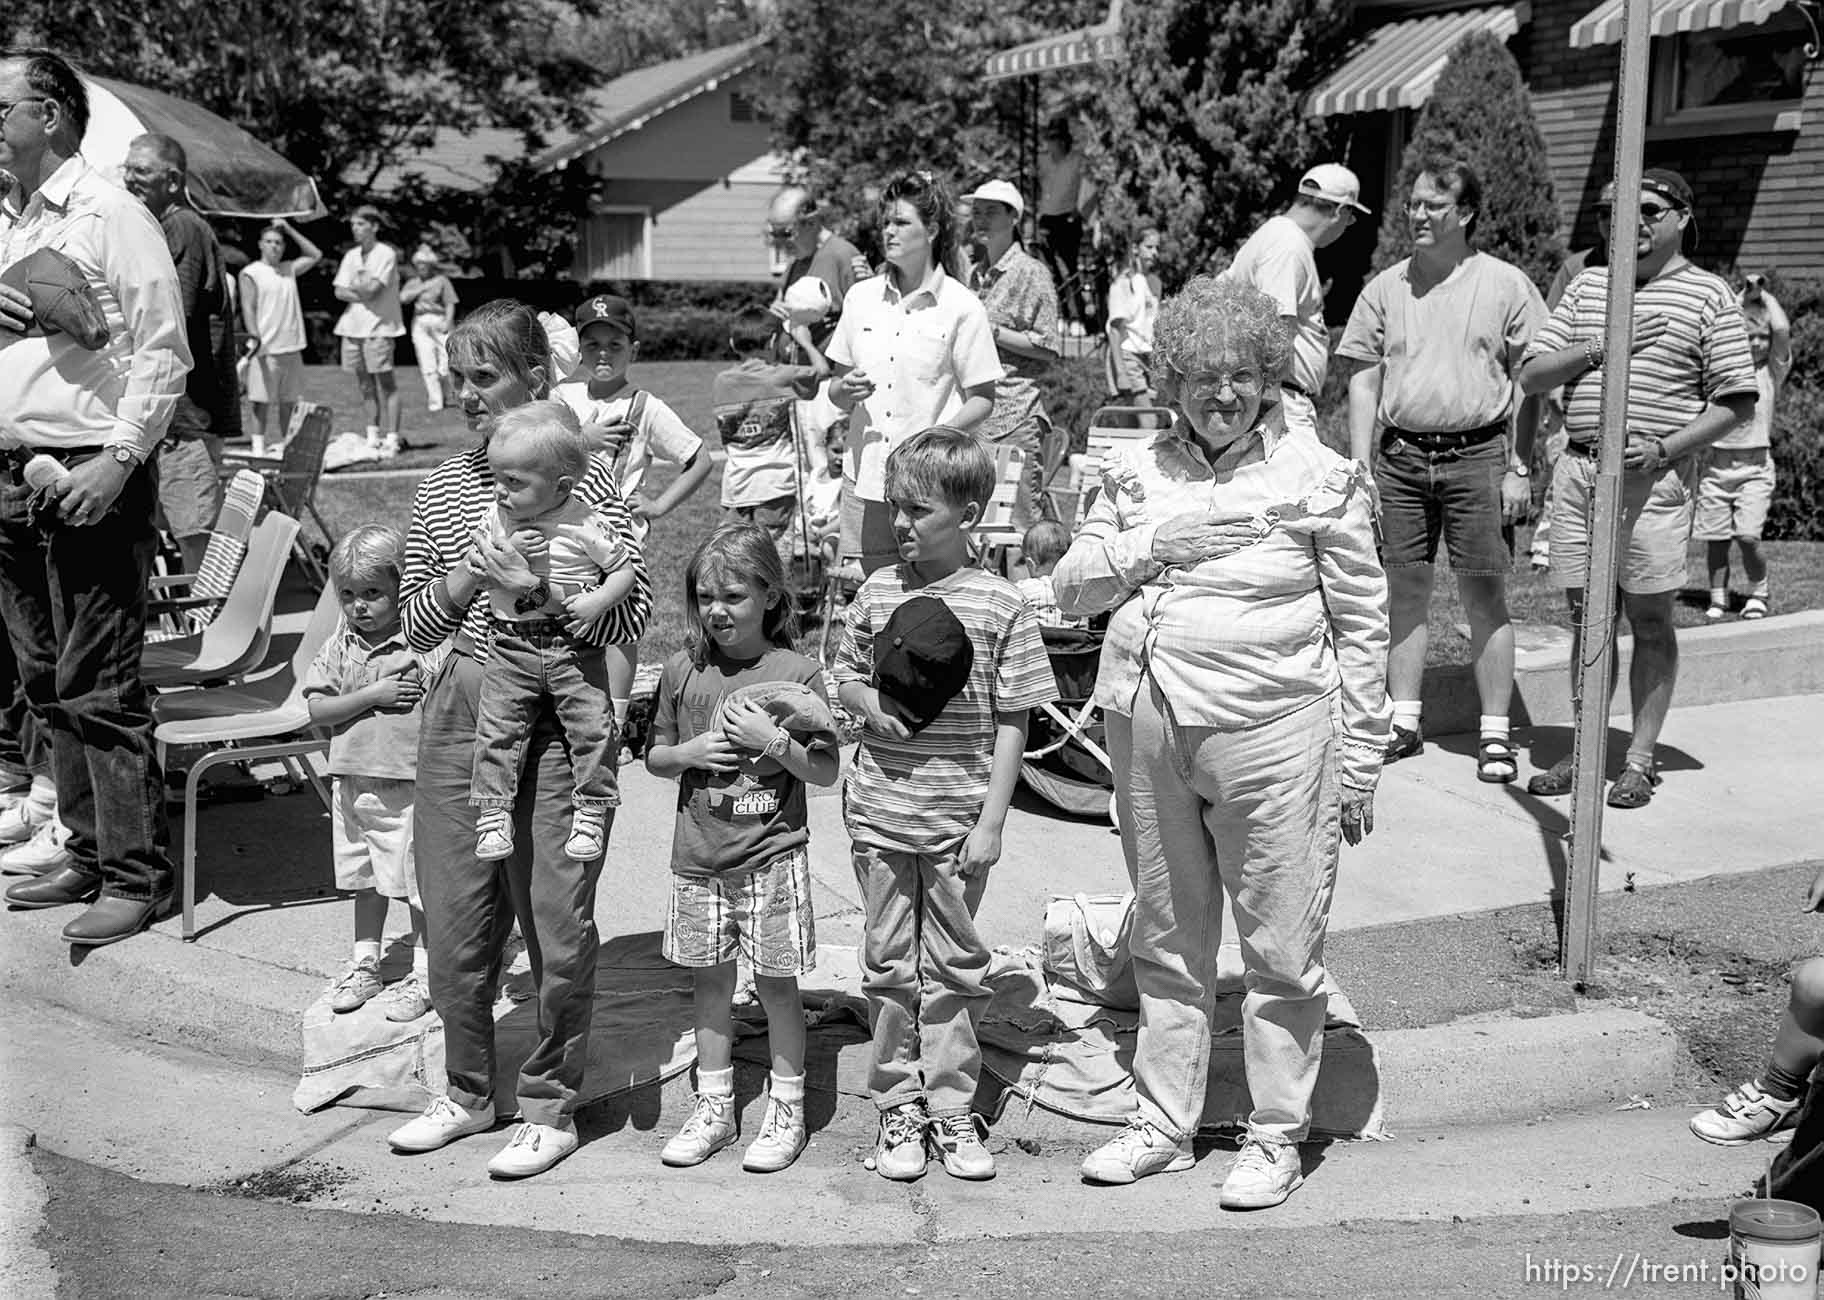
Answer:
[{"left": 1562, "top": 0, "right": 1654, "bottom": 984}]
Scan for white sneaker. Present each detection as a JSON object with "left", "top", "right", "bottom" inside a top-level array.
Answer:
[
  {"left": 486, "top": 1120, "right": 578, "bottom": 1178},
  {"left": 1080, "top": 1117, "right": 1193, "bottom": 1185},
  {"left": 476, "top": 808, "right": 513, "bottom": 860},
  {"left": 381, "top": 974, "right": 434, "bottom": 1022},
  {"left": 0, "top": 786, "right": 44, "bottom": 844},
  {"left": 661, "top": 1093, "right": 738, "bottom": 1167},
  {"left": 387, "top": 1095, "right": 496, "bottom": 1152},
  {"left": 742, "top": 1096, "right": 807, "bottom": 1173},
  {"left": 565, "top": 806, "right": 606, "bottom": 860},
  {"left": 0, "top": 815, "right": 72, "bottom": 875},
  {"left": 328, "top": 956, "right": 383, "bottom": 1012},
  {"left": 1218, "top": 1137, "right": 1304, "bottom": 1209},
  {"left": 1691, "top": 1081, "right": 1801, "bottom": 1146}
]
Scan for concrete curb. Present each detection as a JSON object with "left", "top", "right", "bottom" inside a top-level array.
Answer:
[
  {"left": 1, "top": 906, "right": 1687, "bottom": 1134},
  {"left": 0, "top": 1124, "right": 55, "bottom": 1300},
  {"left": 1420, "top": 609, "right": 1824, "bottom": 734}
]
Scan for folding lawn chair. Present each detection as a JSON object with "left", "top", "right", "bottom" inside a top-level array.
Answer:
[
  {"left": 972, "top": 441, "right": 1028, "bottom": 576},
  {"left": 153, "top": 582, "right": 341, "bottom": 940},
  {"left": 1075, "top": 405, "right": 1175, "bottom": 515},
  {"left": 147, "top": 468, "right": 267, "bottom": 641},
  {"left": 223, "top": 402, "right": 335, "bottom": 587},
  {"left": 142, "top": 511, "right": 300, "bottom": 690}
]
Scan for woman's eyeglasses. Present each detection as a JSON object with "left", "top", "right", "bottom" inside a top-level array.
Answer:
[{"left": 1181, "top": 370, "right": 1263, "bottom": 399}]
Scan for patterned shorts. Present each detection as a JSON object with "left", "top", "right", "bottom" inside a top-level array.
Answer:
[{"left": 664, "top": 847, "right": 816, "bottom": 977}]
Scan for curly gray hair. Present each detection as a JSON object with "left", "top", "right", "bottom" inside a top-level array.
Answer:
[{"left": 1152, "top": 275, "right": 1293, "bottom": 386}]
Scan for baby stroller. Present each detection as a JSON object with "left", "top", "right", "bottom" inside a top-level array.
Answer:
[{"left": 1020, "top": 623, "right": 1116, "bottom": 822}]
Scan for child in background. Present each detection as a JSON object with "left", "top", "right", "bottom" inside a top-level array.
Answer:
[
  {"left": 303, "top": 525, "right": 443, "bottom": 1021},
  {"left": 554, "top": 293, "right": 714, "bottom": 739},
  {"left": 1696, "top": 274, "right": 1792, "bottom": 621},
  {"left": 647, "top": 524, "right": 840, "bottom": 1173},
  {"left": 1015, "top": 518, "right": 1074, "bottom": 628},
  {"left": 834, "top": 427, "right": 1057, "bottom": 1183},
  {"left": 1105, "top": 228, "right": 1162, "bottom": 404},
  {"left": 469, "top": 401, "right": 639, "bottom": 863},
  {"left": 711, "top": 304, "right": 822, "bottom": 559},
  {"left": 1691, "top": 865, "right": 1824, "bottom": 1145}
]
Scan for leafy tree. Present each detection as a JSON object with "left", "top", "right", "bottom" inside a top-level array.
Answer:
[
  {"left": 1078, "top": 0, "right": 1354, "bottom": 286},
  {"left": 1, "top": 0, "right": 708, "bottom": 212},
  {"left": 759, "top": 0, "right": 1095, "bottom": 215},
  {"left": 1371, "top": 30, "right": 1563, "bottom": 288}
]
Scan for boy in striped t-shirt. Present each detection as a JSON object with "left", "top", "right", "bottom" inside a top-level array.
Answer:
[
  {"left": 833, "top": 427, "right": 1056, "bottom": 1185},
  {"left": 1518, "top": 169, "right": 1758, "bottom": 810}
]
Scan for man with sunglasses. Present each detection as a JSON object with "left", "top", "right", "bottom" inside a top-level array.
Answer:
[
  {"left": 1519, "top": 168, "right": 1758, "bottom": 809},
  {"left": 765, "top": 186, "right": 870, "bottom": 377},
  {"left": 0, "top": 46, "right": 191, "bottom": 943},
  {"left": 1339, "top": 158, "right": 1547, "bottom": 786}
]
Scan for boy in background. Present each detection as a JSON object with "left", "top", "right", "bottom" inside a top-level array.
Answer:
[
  {"left": 1695, "top": 274, "right": 1791, "bottom": 620},
  {"left": 554, "top": 294, "right": 713, "bottom": 736},
  {"left": 303, "top": 525, "right": 443, "bottom": 1020},
  {"left": 711, "top": 305, "right": 822, "bottom": 560},
  {"left": 834, "top": 427, "right": 1057, "bottom": 1184}
]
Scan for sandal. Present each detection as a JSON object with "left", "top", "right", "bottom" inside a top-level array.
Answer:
[
  {"left": 1477, "top": 736, "right": 1518, "bottom": 784},
  {"left": 1606, "top": 762, "right": 1661, "bottom": 810},
  {"left": 1527, "top": 755, "right": 1575, "bottom": 797},
  {"left": 1705, "top": 599, "right": 1727, "bottom": 622},
  {"left": 1742, "top": 595, "right": 1769, "bottom": 620}
]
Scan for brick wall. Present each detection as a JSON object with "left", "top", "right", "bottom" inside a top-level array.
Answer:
[{"left": 1520, "top": 0, "right": 1824, "bottom": 276}]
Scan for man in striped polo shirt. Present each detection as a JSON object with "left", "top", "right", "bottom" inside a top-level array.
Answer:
[{"left": 1518, "top": 169, "right": 1757, "bottom": 809}]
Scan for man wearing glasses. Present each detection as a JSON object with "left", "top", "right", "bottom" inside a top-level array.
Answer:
[
  {"left": 0, "top": 46, "right": 191, "bottom": 943},
  {"left": 1339, "top": 159, "right": 1547, "bottom": 786},
  {"left": 765, "top": 186, "right": 870, "bottom": 378},
  {"left": 1519, "top": 168, "right": 1758, "bottom": 809}
]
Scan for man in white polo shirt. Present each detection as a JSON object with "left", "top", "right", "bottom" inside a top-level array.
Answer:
[{"left": 1223, "top": 163, "right": 1367, "bottom": 439}]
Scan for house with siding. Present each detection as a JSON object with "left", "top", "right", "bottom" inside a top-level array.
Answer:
[
  {"left": 1305, "top": 0, "right": 1824, "bottom": 282},
  {"left": 377, "top": 37, "right": 788, "bottom": 283}
]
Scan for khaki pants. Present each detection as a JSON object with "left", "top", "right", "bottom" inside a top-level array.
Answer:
[{"left": 1105, "top": 675, "right": 1341, "bottom": 1145}]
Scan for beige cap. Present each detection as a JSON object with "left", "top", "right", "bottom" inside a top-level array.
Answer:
[
  {"left": 963, "top": 179, "right": 1025, "bottom": 220},
  {"left": 1298, "top": 163, "right": 1371, "bottom": 215}
]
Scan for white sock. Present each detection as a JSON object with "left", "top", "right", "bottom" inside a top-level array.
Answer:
[
  {"left": 1479, "top": 715, "right": 1510, "bottom": 741},
  {"left": 612, "top": 697, "right": 630, "bottom": 729},
  {"left": 364, "top": 424, "right": 380, "bottom": 440},
  {"left": 770, "top": 1072, "right": 806, "bottom": 1106},
  {"left": 698, "top": 1065, "right": 735, "bottom": 1100},
  {"left": 1749, "top": 582, "right": 1770, "bottom": 599},
  {"left": 1391, "top": 701, "right": 1422, "bottom": 732},
  {"left": 26, "top": 776, "right": 55, "bottom": 811},
  {"left": 411, "top": 945, "right": 430, "bottom": 981},
  {"left": 1710, "top": 586, "right": 1727, "bottom": 606},
  {"left": 353, "top": 939, "right": 382, "bottom": 966}
]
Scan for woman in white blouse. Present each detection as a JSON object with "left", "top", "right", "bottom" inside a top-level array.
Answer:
[{"left": 825, "top": 171, "right": 1002, "bottom": 574}]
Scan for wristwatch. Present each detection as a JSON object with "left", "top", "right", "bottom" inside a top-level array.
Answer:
[
  {"left": 1508, "top": 462, "right": 1530, "bottom": 477},
  {"left": 109, "top": 445, "right": 138, "bottom": 467},
  {"left": 761, "top": 728, "right": 791, "bottom": 761},
  {"left": 513, "top": 580, "right": 551, "bottom": 615}
]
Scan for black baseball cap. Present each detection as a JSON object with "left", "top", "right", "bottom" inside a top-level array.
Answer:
[
  {"left": 574, "top": 294, "right": 637, "bottom": 340},
  {"left": 873, "top": 595, "right": 974, "bottom": 733},
  {"left": 1641, "top": 168, "right": 1694, "bottom": 210}
]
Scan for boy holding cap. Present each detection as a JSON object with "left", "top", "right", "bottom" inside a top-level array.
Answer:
[
  {"left": 555, "top": 293, "right": 714, "bottom": 738},
  {"left": 1223, "top": 163, "right": 1369, "bottom": 440},
  {"left": 833, "top": 426, "right": 1056, "bottom": 1185}
]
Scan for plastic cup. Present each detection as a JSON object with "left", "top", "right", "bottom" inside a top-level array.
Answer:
[{"left": 1730, "top": 1198, "right": 1820, "bottom": 1299}]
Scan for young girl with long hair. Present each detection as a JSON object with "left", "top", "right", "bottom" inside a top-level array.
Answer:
[{"left": 646, "top": 524, "right": 839, "bottom": 1174}]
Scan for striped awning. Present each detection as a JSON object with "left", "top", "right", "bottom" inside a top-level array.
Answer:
[
  {"left": 1568, "top": 0, "right": 1793, "bottom": 46},
  {"left": 983, "top": 2, "right": 1123, "bottom": 82},
  {"left": 1304, "top": 4, "right": 1531, "bottom": 117}
]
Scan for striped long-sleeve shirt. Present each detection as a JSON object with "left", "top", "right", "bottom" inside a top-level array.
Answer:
[
  {"left": 1052, "top": 407, "right": 1392, "bottom": 791},
  {"left": 401, "top": 445, "right": 653, "bottom": 657}
]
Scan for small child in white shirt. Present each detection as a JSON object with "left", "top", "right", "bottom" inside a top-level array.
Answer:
[{"left": 1015, "top": 519, "right": 1077, "bottom": 628}]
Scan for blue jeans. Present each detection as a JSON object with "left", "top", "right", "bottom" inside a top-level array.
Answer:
[
  {"left": 1375, "top": 433, "right": 1513, "bottom": 576},
  {"left": 0, "top": 627, "right": 50, "bottom": 789},
  {"left": 0, "top": 463, "right": 172, "bottom": 900},
  {"left": 469, "top": 623, "right": 616, "bottom": 810}
]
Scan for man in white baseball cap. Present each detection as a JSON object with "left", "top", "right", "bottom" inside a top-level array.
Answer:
[{"left": 1222, "top": 161, "right": 1367, "bottom": 439}]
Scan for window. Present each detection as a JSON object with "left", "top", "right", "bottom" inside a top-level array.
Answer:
[
  {"left": 578, "top": 208, "right": 650, "bottom": 281},
  {"left": 1649, "top": 10, "right": 1808, "bottom": 134},
  {"left": 729, "top": 91, "right": 770, "bottom": 123}
]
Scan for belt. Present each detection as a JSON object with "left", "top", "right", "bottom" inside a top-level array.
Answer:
[
  {"left": 1, "top": 444, "right": 105, "bottom": 466},
  {"left": 486, "top": 616, "right": 573, "bottom": 638},
  {"left": 1563, "top": 440, "right": 1599, "bottom": 459},
  {"left": 1282, "top": 381, "right": 1312, "bottom": 401},
  {"left": 1383, "top": 421, "right": 1505, "bottom": 453}
]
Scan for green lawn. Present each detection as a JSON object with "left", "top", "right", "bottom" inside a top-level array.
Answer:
[{"left": 307, "top": 361, "right": 1824, "bottom": 667}]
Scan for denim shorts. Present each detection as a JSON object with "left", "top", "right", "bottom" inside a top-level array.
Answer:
[
  {"left": 1692, "top": 447, "right": 1774, "bottom": 542},
  {"left": 1375, "top": 434, "right": 1513, "bottom": 575},
  {"left": 664, "top": 847, "right": 816, "bottom": 977}
]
